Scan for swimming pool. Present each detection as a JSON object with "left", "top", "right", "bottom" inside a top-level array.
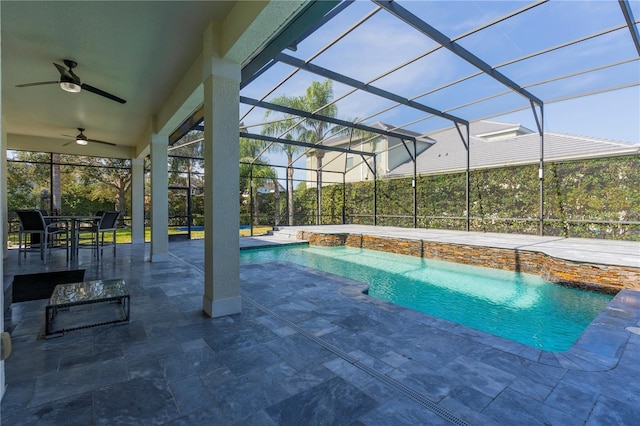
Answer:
[{"left": 240, "top": 245, "right": 613, "bottom": 352}]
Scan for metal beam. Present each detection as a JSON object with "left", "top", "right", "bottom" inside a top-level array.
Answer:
[
  {"left": 373, "top": 0, "right": 544, "bottom": 106},
  {"left": 276, "top": 52, "right": 468, "bottom": 126},
  {"left": 242, "top": 5, "right": 381, "bottom": 123},
  {"left": 240, "top": 132, "right": 375, "bottom": 157},
  {"left": 361, "top": 154, "right": 376, "bottom": 176},
  {"left": 241, "top": 1, "right": 341, "bottom": 85},
  {"left": 287, "top": 0, "right": 355, "bottom": 52},
  {"left": 169, "top": 106, "right": 204, "bottom": 145},
  {"left": 619, "top": 0, "right": 640, "bottom": 56},
  {"left": 241, "top": 59, "right": 277, "bottom": 90},
  {"left": 364, "top": 22, "right": 632, "bottom": 125},
  {"left": 241, "top": 96, "right": 423, "bottom": 142},
  {"left": 398, "top": 139, "right": 415, "bottom": 163},
  {"left": 241, "top": 1, "right": 355, "bottom": 90}
]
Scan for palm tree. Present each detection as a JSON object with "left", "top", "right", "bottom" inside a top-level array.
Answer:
[
  {"left": 262, "top": 80, "right": 339, "bottom": 225},
  {"left": 240, "top": 135, "right": 280, "bottom": 226}
]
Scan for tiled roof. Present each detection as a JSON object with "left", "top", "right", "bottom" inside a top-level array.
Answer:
[
  {"left": 323, "top": 121, "right": 432, "bottom": 147},
  {"left": 387, "top": 121, "right": 639, "bottom": 177}
]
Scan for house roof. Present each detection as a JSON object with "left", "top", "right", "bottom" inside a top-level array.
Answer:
[
  {"left": 387, "top": 120, "right": 640, "bottom": 177},
  {"left": 322, "top": 122, "right": 436, "bottom": 148}
]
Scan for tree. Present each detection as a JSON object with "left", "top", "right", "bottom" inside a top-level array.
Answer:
[
  {"left": 63, "top": 156, "right": 132, "bottom": 215},
  {"left": 240, "top": 135, "right": 280, "bottom": 226},
  {"left": 167, "top": 130, "right": 205, "bottom": 229},
  {"left": 262, "top": 116, "right": 304, "bottom": 225},
  {"left": 262, "top": 80, "right": 339, "bottom": 225},
  {"left": 7, "top": 152, "right": 52, "bottom": 213}
]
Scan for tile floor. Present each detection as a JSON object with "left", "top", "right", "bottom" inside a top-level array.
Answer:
[{"left": 2, "top": 230, "right": 640, "bottom": 425}]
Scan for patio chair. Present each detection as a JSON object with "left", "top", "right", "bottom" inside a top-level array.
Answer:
[
  {"left": 77, "top": 211, "right": 120, "bottom": 260},
  {"left": 15, "top": 209, "right": 69, "bottom": 265}
]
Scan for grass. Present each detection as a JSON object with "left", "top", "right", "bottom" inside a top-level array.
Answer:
[
  {"left": 7, "top": 225, "right": 274, "bottom": 247},
  {"left": 118, "top": 225, "right": 273, "bottom": 242}
]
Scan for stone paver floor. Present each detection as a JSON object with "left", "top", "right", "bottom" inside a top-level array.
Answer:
[{"left": 2, "top": 231, "right": 640, "bottom": 425}]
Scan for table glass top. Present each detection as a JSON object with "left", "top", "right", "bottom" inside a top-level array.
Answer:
[{"left": 48, "top": 279, "right": 127, "bottom": 306}]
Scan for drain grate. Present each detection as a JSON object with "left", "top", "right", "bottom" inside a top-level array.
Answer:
[{"left": 246, "top": 297, "right": 472, "bottom": 426}]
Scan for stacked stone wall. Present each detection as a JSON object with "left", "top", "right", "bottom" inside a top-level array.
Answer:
[
  {"left": 300, "top": 231, "right": 347, "bottom": 247},
  {"left": 345, "top": 234, "right": 363, "bottom": 248},
  {"left": 361, "top": 236, "right": 422, "bottom": 257},
  {"left": 300, "top": 232, "right": 640, "bottom": 293}
]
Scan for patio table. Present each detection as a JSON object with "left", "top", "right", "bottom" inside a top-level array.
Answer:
[
  {"left": 45, "top": 215, "right": 100, "bottom": 260},
  {"left": 45, "top": 278, "right": 130, "bottom": 337}
]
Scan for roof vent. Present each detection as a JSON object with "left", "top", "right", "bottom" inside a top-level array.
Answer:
[{"left": 476, "top": 126, "right": 533, "bottom": 141}]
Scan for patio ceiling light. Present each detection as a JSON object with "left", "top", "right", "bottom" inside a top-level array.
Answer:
[
  {"left": 75, "top": 129, "right": 88, "bottom": 145},
  {"left": 60, "top": 80, "right": 81, "bottom": 93}
]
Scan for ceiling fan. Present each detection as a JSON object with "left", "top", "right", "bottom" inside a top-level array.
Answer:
[
  {"left": 63, "top": 128, "right": 117, "bottom": 147},
  {"left": 16, "top": 59, "right": 126, "bottom": 104}
]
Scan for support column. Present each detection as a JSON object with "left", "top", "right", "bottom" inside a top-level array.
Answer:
[
  {"left": 465, "top": 125, "right": 470, "bottom": 232},
  {"left": 0, "top": 5, "right": 6, "bottom": 399},
  {"left": 1, "top": 120, "right": 6, "bottom": 261},
  {"left": 202, "top": 35, "right": 241, "bottom": 318},
  {"left": 413, "top": 139, "right": 417, "bottom": 228},
  {"left": 373, "top": 156, "right": 377, "bottom": 226},
  {"left": 131, "top": 158, "right": 145, "bottom": 245},
  {"left": 530, "top": 101, "right": 545, "bottom": 236},
  {"left": 150, "top": 134, "right": 169, "bottom": 262}
]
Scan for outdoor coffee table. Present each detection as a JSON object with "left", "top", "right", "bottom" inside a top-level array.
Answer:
[{"left": 45, "top": 278, "right": 130, "bottom": 337}]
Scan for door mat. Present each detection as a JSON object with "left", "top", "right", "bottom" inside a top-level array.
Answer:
[{"left": 12, "top": 269, "right": 86, "bottom": 302}]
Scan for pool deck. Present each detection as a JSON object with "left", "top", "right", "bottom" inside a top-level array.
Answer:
[{"left": 2, "top": 229, "right": 640, "bottom": 425}]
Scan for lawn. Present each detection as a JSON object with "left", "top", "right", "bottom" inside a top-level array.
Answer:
[{"left": 7, "top": 225, "right": 274, "bottom": 247}]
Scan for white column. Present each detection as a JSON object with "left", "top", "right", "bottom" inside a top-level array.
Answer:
[
  {"left": 1, "top": 120, "right": 6, "bottom": 261},
  {"left": 0, "top": 4, "right": 6, "bottom": 399},
  {"left": 131, "top": 158, "right": 145, "bottom": 245},
  {"left": 202, "top": 30, "right": 241, "bottom": 317},
  {"left": 0, "top": 125, "right": 5, "bottom": 401},
  {"left": 150, "top": 134, "right": 169, "bottom": 262}
]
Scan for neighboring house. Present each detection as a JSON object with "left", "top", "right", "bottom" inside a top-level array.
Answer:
[
  {"left": 242, "top": 179, "right": 285, "bottom": 198},
  {"left": 306, "top": 122, "right": 435, "bottom": 185},
  {"left": 257, "top": 179, "right": 285, "bottom": 194},
  {"left": 389, "top": 120, "right": 640, "bottom": 178},
  {"left": 306, "top": 120, "right": 639, "bottom": 183}
]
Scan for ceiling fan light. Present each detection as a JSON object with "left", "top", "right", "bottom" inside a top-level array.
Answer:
[
  {"left": 60, "top": 81, "right": 81, "bottom": 93},
  {"left": 76, "top": 137, "right": 88, "bottom": 145}
]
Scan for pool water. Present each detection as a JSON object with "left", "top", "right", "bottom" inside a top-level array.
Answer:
[{"left": 240, "top": 245, "right": 613, "bottom": 352}]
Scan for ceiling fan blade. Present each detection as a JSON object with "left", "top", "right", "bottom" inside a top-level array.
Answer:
[
  {"left": 15, "top": 81, "right": 59, "bottom": 88},
  {"left": 63, "top": 131, "right": 115, "bottom": 147},
  {"left": 81, "top": 83, "right": 126, "bottom": 104},
  {"left": 87, "top": 138, "right": 117, "bottom": 147},
  {"left": 53, "top": 62, "right": 78, "bottom": 82}
]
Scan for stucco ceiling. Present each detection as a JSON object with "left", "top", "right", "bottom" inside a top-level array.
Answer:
[{"left": 2, "top": 1, "right": 239, "bottom": 156}]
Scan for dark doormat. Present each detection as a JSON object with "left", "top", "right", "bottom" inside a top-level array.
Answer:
[
  {"left": 12, "top": 269, "right": 86, "bottom": 303},
  {"left": 168, "top": 234, "right": 189, "bottom": 241}
]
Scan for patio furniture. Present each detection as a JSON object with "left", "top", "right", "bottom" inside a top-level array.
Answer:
[
  {"left": 15, "top": 209, "right": 69, "bottom": 264},
  {"left": 46, "top": 214, "right": 101, "bottom": 261},
  {"left": 45, "top": 278, "right": 130, "bottom": 337},
  {"left": 77, "top": 211, "right": 120, "bottom": 260}
]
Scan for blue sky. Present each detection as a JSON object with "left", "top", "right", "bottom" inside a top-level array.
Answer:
[{"left": 240, "top": 0, "right": 640, "bottom": 181}]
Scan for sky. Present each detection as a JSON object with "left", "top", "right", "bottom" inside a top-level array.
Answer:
[{"left": 239, "top": 0, "right": 640, "bottom": 182}]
